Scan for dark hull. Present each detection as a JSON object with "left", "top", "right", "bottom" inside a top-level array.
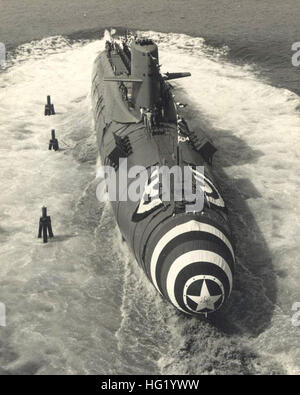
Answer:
[{"left": 91, "top": 41, "right": 235, "bottom": 315}]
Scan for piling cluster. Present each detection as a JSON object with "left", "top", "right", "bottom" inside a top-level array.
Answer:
[
  {"left": 49, "top": 129, "right": 59, "bottom": 151},
  {"left": 44, "top": 95, "right": 55, "bottom": 116},
  {"left": 38, "top": 206, "right": 54, "bottom": 243},
  {"left": 38, "top": 95, "right": 60, "bottom": 243}
]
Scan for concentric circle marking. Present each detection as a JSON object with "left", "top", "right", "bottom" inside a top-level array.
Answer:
[
  {"left": 183, "top": 275, "right": 225, "bottom": 314},
  {"left": 166, "top": 249, "right": 233, "bottom": 313},
  {"left": 150, "top": 220, "right": 234, "bottom": 293}
]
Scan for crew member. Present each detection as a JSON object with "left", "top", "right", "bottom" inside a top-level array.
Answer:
[
  {"left": 145, "top": 109, "right": 153, "bottom": 129},
  {"left": 140, "top": 107, "right": 145, "bottom": 123},
  {"left": 119, "top": 82, "right": 128, "bottom": 101},
  {"left": 153, "top": 106, "right": 160, "bottom": 126}
]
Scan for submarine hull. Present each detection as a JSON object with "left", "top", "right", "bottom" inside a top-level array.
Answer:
[{"left": 92, "top": 37, "right": 234, "bottom": 315}]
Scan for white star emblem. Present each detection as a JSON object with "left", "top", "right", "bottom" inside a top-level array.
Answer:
[{"left": 187, "top": 280, "right": 222, "bottom": 312}]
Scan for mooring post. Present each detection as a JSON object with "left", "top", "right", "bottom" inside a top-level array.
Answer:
[
  {"left": 38, "top": 206, "right": 54, "bottom": 243},
  {"left": 49, "top": 129, "right": 59, "bottom": 151},
  {"left": 44, "top": 95, "right": 55, "bottom": 116}
]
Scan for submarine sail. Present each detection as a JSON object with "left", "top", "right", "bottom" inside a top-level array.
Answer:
[{"left": 91, "top": 35, "right": 235, "bottom": 316}]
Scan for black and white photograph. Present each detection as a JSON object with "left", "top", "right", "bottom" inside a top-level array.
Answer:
[{"left": 0, "top": 0, "right": 299, "bottom": 378}]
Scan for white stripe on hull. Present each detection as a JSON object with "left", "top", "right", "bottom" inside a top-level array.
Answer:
[{"left": 150, "top": 220, "right": 234, "bottom": 293}]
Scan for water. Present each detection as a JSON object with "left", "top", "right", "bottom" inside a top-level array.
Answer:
[
  {"left": 0, "top": 23, "right": 300, "bottom": 374},
  {"left": 1, "top": 0, "right": 300, "bottom": 96}
]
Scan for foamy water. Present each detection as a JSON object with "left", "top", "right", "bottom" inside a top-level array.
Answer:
[{"left": 0, "top": 31, "right": 299, "bottom": 374}]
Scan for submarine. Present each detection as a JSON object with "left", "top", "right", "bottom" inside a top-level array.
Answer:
[{"left": 91, "top": 33, "right": 235, "bottom": 316}]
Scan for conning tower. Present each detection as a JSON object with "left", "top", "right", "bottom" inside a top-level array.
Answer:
[
  {"left": 104, "top": 37, "right": 191, "bottom": 117},
  {"left": 130, "top": 39, "right": 161, "bottom": 109}
]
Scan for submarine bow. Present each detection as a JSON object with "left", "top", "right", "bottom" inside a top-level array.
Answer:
[
  {"left": 144, "top": 215, "right": 234, "bottom": 314},
  {"left": 92, "top": 35, "right": 235, "bottom": 315}
]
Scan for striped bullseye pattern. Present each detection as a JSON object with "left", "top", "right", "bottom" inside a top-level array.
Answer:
[{"left": 146, "top": 218, "right": 234, "bottom": 315}]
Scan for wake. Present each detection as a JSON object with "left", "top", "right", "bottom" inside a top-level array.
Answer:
[{"left": 0, "top": 30, "right": 299, "bottom": 374}]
